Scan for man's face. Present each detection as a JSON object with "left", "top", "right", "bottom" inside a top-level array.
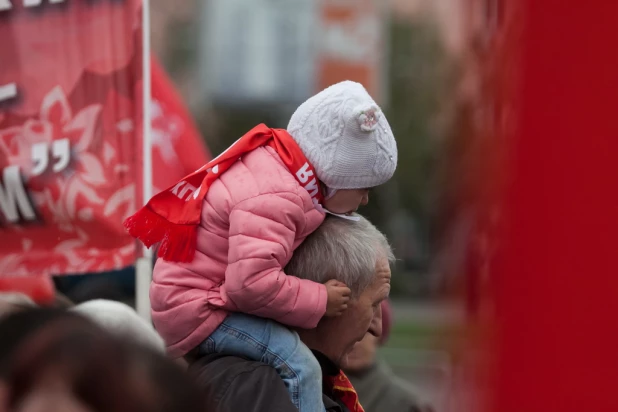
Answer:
[
  {"left": 341, "top": 333, "right": 380, "bottom": 372},
  {"left": 319, "top": 257, "right": 391, "bottom": 365}
]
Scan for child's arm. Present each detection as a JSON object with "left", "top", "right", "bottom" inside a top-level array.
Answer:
[{"left": 218, "top": 192, "right": 328, "bottom": 329}]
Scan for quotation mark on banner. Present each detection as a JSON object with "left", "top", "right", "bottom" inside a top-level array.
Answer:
[
  {"left": 0, "top": 83, "right": 17, "bottom": 103},
  {"left": 0, "top": 0, "right": 65, "bottom": 11},
  {"left": 31, "top": 138, "right": 71, "bottom": 176}
]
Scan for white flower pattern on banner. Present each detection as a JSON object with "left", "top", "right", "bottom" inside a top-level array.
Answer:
[
  {"left": 0, "top": 86, "right": 138, "bottom": 275},
  {"left": 151, "top": 98, "right": 183, "bottom": 167}
]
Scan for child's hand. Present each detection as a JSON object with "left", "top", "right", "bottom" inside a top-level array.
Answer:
[{"left": 324, "top": 279, "right": 351, "bottom": 317}]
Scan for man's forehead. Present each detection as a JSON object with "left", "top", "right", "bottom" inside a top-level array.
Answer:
[
  {"left": 366, "top": 258, "right": 391, "bottom": 299},
  {"left": 375, "top": 258, "right": 392, "bottom": 281}
]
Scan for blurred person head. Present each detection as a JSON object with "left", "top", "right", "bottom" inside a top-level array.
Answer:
[
  {"left": 0, "top": 308, "right": 204, "bottom": 412},
  {"left": 0, "top": 290, "right": 73, "bottom": 321},
  {"left": 71, "top": 300, "right": 165, "bottom": 354},
  {"left": 286, "top": 214, "right": 394, "bottom": 366},
  {"left": 0, "top": 290, "right": 73, "bottom": 323},
  {"left": 343, "top": 300, "right": 392, "bottom": 371},
  {"left": 50, "top": 292, "right": 74, "bottom": 310},
  {"left": 287, "top": 81, "right": 398, "bottom": 214},
  {"left": 0, "top": 294, "right": 36, "bottom": 320}
]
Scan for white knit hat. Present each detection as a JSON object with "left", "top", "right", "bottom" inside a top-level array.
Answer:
[
  {"left": 287, "top": 81, "right": 397, "bottom": 190},
  {"left": 72, "top": 299, "right": 166, "bottom": 354}
]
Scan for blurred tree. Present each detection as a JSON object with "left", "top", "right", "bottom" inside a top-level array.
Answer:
[
  {"left": 195, "top": 107, "right": 285, "bottom": 158},
  {"left": 369, "top": 17, "right": 457, "bottom": 277}
]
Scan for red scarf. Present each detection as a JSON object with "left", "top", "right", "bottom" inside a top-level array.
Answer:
[
  {"left": 124, "top": 124, "right": 324, "bottom": 263},
  {"left": 325, "top": 371, "right": 365, "bottom": 412}
]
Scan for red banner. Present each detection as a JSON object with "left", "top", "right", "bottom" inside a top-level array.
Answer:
[
  {"left": 0, "top": 5, "right": 211, "bottom": 277},
  {"left": 0, "top": 0, "right": 143, "bottom": 276},
  {"left": 494, "top": 1, "right": 618, "bottom": 412}
]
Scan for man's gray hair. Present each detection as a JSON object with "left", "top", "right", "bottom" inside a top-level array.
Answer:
[{"left": 286, "top": 214, "right": 395, "bottom": 297}]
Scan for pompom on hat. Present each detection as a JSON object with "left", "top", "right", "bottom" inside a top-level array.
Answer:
[{"left": 287, "top": 81, "right": 398, "bottom": 190}]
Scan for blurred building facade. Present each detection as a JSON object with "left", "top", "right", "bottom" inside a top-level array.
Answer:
[{"left": 151, "top": 0, "right": 469, "bottom": 108}]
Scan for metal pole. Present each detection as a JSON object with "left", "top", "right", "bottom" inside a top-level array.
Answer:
[{"left": 136, "top": 0, "right": 153, "bottom": 321}]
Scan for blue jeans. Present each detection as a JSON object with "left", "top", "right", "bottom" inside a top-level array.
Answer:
[{"left": 199, "top": 313, "right": 325, "bottom": 412}]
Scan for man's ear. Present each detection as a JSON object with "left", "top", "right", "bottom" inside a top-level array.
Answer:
[{"left": 368, "top": 304, "right": 383, "bottom": 338}]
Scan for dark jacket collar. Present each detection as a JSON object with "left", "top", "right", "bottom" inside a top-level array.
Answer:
[
  {"left": 311, "top": 350, "right": 340, "bottom": 376},
  {"left": 311, "top": 350, "right": 349, "bottom": 412}
]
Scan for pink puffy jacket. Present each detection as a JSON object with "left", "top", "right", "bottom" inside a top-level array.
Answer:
[{"left": 150, "top": 146, "right": 327, "bottom": 358}]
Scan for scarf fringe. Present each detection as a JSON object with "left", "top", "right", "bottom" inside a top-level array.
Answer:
[{"left": 123, "top": 207, "right": 197, "bottom": 263}]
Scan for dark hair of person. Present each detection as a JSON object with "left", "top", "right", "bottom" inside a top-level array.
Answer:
[{"left": 0, "top": 308, "right": 206, "bottom": 412}]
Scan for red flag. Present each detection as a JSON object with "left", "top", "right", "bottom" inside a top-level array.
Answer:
[
  {"left": 150, "top": 57, "right": 211, "bottom": 192},
  {"left": 0, "top": 276, "right": 54, "bottom": 305}
]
